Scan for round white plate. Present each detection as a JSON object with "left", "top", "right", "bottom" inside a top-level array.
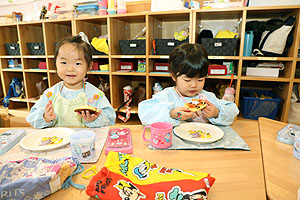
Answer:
[
  {"left": 174, "top": 122, "right": 224, "bottom": 143},
  {"left": 20, "top": 128, "right": 75, "bottom": 151}
]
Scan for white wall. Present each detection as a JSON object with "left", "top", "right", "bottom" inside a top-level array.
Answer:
[{"left": 0, "top": 0, "right": 49, "bottom": 21}]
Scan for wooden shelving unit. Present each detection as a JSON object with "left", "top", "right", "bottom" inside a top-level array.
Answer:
[{"left": 0, "top": 5, "right": 299, "bottom": 122}]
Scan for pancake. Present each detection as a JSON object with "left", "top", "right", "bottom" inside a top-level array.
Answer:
[{"left": 74, "top": 105, "right": 99, "bottom": 114}]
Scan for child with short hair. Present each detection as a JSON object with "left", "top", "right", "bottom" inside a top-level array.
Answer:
[
  {"left": 138, "top": 43, "right": 239, "bottom": 126},
  {"left": 26, "top": 35, "right": 116, "bottom": 128}
]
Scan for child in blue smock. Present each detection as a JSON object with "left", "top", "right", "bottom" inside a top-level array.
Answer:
[
  {"left": 138, "top": 43, "right": 239, "bottom": 126},
  {"left": 26, "top": 36, "right": 116, "bottom": 128}
]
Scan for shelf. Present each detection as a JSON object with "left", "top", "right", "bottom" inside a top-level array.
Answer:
[
  {"left": 149, "top": 73, "right": 171, "bottom": 77},
  {"left": 0, "top": 56, "right": 21, "bottom": 59},
  {"left": 242, "top": 57, "right": 294, "bottom": 61},
  {"left": 8, "top": 107, "right": 29, "bottom": 118},
  {"left": 241, "top": 76, "right": 290, "bottom": 82},
  {"left": 24, "top": 69, "right": 47, "bottom": 73},
  {"left": 208, "top": 75, "right": 238, "bottom": 79},
  {"left": 87, "top": 71, "right": 110, "bottom": 75},
  {"left": 208, "top": 56, "right": 239, "bottom": 60},
  {"left": 111, "top": 55, "right": 147, "bottom": 59},
  {"left": 22, "top": 55, "right": 46, "bottom": 59},
  {"left": 111, "top": 72, "right": 147, "bottom": 76},
  {"left": 10, "top": 97, "right": 28, "bottom": 103},
  {"left": 2, "top": 68, "right": 23, "bottom": 72},
  {"left": 0, "top": 6, "right": 299, "bottom": 123},
  {"left": 149, "top": 55, "right": 170, "bottom": 59},
  {"left": 115, "top": 106, "right": 138, "bottom": 114}
]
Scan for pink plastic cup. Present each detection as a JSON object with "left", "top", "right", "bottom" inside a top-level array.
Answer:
[{"left": 143, "top": 122, "right": 173, "bottom": 149}]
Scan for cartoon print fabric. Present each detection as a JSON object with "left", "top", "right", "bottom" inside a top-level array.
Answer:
[
  {"left": 0, "top": 157, "right": 77, "bottom": 200},
  {"left": 86, "top": 151, "right": 215, "bottom": 200}
]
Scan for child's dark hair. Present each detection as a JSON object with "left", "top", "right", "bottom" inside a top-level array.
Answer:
[
  {"left": 54, "top": 35, "right": 93, "bottom": 68},
  {"left": 168, "top": 43, "right": 209, "bottom": 78}
]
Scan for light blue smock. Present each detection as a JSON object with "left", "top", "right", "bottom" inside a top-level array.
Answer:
[
  {"left": 138, "top": 87, "right": 239, "bottom": 126},
  {"left": 26, "top": 81, "right": 116, "bottom": 128}
]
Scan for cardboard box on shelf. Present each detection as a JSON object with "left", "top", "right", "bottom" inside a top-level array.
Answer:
[{"left": 246, "top": 67, "right": 279, "bottom": 77}]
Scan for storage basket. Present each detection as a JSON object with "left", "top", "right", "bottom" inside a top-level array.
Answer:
[
  {"left": 27, "top": 42, "right": 45, "bottom": 55},
  {"left": 240, "top": 88, "right": 281, "bottom": 120},
  {"left": 5, "top": 43, "right": 20, "bottom": 55},
  {"left": 119, "top": 40, "right": 146, "bottom": 55},
  {"left": 154, "top": 38, "right": 188, "bottom": 55},
  {"left": 201, "top": 38, "right": 239, "bottom": 56}
]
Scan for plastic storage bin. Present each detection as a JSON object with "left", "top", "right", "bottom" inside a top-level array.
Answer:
[
  {"left": 201, "top": 38, "right": 239, "bottom": 56},
  {"left": 240, "top": 88, "right": 281, "bottom": 120},
  {"left": 5, "top": 43, "right": 20, "bottom": 55},
  {"left": 153, "top": 38, "right": 188, "bottom": 55},
  {"left": 27, "top": 43, "right": 45, "bottom": 55},
  {"left": 76, "top": 5, "right": 98, "bottom": 17},
  {"left": 119, "top": 40, "right": 146, "bottom": 55}
]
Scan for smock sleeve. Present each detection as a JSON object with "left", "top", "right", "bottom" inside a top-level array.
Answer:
[
  {"left": 26, "top": 88, "right": 57, "bottom": 128},
  {"left": 138, "top": 89, "right": 180, "bottom": 126},
  {"left": 204, "top": 91, "right": 239, "bottom": 126},
  {"left": 84, "top": 85, "right": 116, "bottom": 127}
]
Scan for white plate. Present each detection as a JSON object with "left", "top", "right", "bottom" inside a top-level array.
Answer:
[
  {"left": 174, "top": 122, "right": 224, "bottom": 143},
  {"left": 20, "top": 128, "right": 75, "bottom": 151}
]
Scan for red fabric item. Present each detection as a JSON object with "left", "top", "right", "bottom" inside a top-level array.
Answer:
[{"left": 86, "top": 167, "right": 215, "bottom": 200}]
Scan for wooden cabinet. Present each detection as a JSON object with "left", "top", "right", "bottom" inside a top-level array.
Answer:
[{"left": 0, "top": 6, "right": 299, "bottom": 122}]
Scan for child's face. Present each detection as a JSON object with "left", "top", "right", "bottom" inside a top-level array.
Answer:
[
  {"left": 173, "top": 74, "right": 205, "bottom": 97},
  {"left": 56, "top": 43, "right": 91, "bottom": 90}
]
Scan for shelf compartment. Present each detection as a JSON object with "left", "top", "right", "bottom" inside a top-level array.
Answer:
[
  {"left": 7, "top": 106, "right": 30, "bottom": 118},
  {"left": 115, "top": 106, "right": 138, "bottom": 114},
  {"left": 1, "top": 71, "right": 24, "bottom": 97},
  {"left": 18, "top": 23, "right": 44, "bottom": 56},
  {"left": 22, "top": 58, "right": 47, "bottom": 70},
  {"left": 148, "top": 76, "right": 173, "bottom": 98},
  {"left": 0, "top": 24, "right": 18, "bottom": 56},
  {"left": 109, "top": 15, "right": 146, "bottom": 55},
  {"left": 0, "top": 58, "right": 22, "bottom": 70},
  {"left": 110, "top": 57, "right": 146, "bottom": 73},
  {"left": 44, "top": 20, "right": 72, "bottom": 56},
  {"left": 148, "top": 12, "right": 192, "bottom": 55},
  {"left": 239, "top": 80, "right": 290, "bottom": 121},
  {"left": 195, "top": 9, "right": 243, "bottom": 56},
  {"left": 24, "top": 72, "right": 49, "bottom": 99},
  {"left": 110, "top": 75, "right": 146, "bottom": 109},
  {"left": 48, "top": 72, "right": 62, "bottom": 87}
]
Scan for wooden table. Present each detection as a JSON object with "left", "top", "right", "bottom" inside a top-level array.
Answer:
[
  {"left": 258, "top": 117, "right": 300, "bottom": 200},
  {"left": 0, "top": 119, "right": 266, "bottom": 200},
  {"left": 43, "top": 119, "right": 266, "bottom": 200}
]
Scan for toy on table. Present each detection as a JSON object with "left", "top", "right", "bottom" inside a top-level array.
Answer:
[
  {"left": 82, "top": 165, "right": 98, "bottom": 178},
  {"left": 0, "top": 129, "right": 26, "bottom": 156},
  {"left": 105, "top": 128, "right": 132, "bottom": 155},
  {"left": 277, "top": 123, "right": 300, "bottom": 145}
]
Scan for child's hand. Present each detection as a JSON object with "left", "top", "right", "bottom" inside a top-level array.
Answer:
[
  {"left": 170, "top": 107, "right": 193, "bottom": 121},
  {"left": 44, "top": 100, "right": 56, "bottom": 122},
  {"left": 76, "top": 110, "right": 102, "bottom": 122},
  {"left": 200, "top": 101, "right": 219, "bottom": 118}
]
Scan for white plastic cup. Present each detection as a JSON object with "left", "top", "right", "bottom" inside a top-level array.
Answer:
[
  {"left": 293, "top": 132, "right": 300, "bottom": 160},
  {"left": 70, "top": 131, "right": 96, "bottom": 163}
]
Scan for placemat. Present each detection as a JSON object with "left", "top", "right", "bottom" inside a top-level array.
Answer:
[
  {"left": 0, "top": 127, "right": 108, "bottom": 163},
  {"left": 149, "top": 126, "right": 250, "bottom": 151}
]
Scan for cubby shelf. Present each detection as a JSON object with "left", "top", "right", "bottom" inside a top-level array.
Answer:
[{"left": 0, "top": 5, "right": 300, "bottom": 123}]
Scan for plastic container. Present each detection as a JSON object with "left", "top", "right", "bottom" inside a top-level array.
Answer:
[
  {"left": 5, "top": 43, "right": 20, "bottom": 55},
  {"left": 27, "top": 43, "right": 45, "bottom": 55},
  {"left": 105, "top": 128, "right": 132, "bottom": 155},
  {"left": 98, "top": 0, "right": 108, "bottom": 15},
  {"left": 243, "top": 31, "right": 254, "bottom": 56},
  {"left": 76, "top": 5, "right": 99, "bottom": 17},
  {"left": 201, "top": 38, "right": 239, "bottom": 56},
  {"left": 240, "top": 88, "right": 281, "bottom": 120},
  {"left": 107, "top": 0, "right": 117, "bottom": 14}
]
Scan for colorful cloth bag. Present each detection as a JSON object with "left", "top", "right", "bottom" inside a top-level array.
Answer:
[
  {"left": 86, "top": 151, "right": 215, "bottom": 199},
  {"left": 0, "top": 157, "right": 83, "bottom": 200}
]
